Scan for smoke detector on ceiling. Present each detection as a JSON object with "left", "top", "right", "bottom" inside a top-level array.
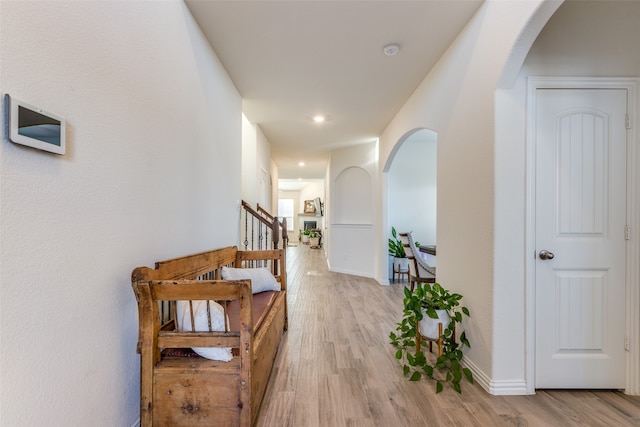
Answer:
[{"left": 383, "top": 43, "right": 400, "bottom": 56}]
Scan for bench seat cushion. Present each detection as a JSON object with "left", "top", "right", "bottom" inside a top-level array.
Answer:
[{"left": 227, "top": 290, "right": 277, "bottom": 332}]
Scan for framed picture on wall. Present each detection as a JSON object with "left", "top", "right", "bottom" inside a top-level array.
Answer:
[{"left": 304, "top": 200, "right": 316, "bottom": 214}]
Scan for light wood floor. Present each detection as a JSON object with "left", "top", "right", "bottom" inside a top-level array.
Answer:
[{"left": 256, "top": 244, "right": 640, "bottom": 426}]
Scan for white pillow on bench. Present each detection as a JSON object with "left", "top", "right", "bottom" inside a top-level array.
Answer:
[
  {"left": 176, "top": 300, "right": 233, "bottom": 362},
  {"left": 221, "top": 266, "right": 281, "bottom": 294}
]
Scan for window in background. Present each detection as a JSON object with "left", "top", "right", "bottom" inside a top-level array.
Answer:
[{"left": 278, "top": 198, "right": 294, "bottom": 231}]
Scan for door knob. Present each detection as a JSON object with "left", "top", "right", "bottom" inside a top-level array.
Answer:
[{"left": 539, "top": 250, "right": 555, "bottom": 260}]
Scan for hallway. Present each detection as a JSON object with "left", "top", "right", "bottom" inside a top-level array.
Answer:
[{"left": 256, "top": 244, "right": 640, "bottom": 426}]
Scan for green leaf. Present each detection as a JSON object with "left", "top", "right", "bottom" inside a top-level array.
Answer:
[
  {"left": 403, "top": 365, "right": 410, "bottom": 376},
  {"left": 460, "top": 331, "right": 471, "bottom": 348},
  {"left": 462, "top": 306, "right": 470, "bottom": 316},
  {"left": 435, "top": 381, "right": 443, "bottom": 394},
  {"left": 423, "top": 364, "right": 433, "bottom": 377},
  {"left": 453, "top": 381, "right": 462, "bottom": 394},
  {"left": 407, "top": 353, "right": 416, "bottom": 366},
  {"left": 395, "top": 349, "right": 403, "bottom": 360},
  {"left": 463, "top": 367, "right": 473, "bottom": 383},
  {"left": 409, "top": 371, "right": 421, "bottom": 381}
]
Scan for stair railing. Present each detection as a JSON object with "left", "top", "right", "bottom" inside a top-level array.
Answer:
[
  {"left": 240, "top": 201, "right": 288, "bottom": 251},
  {"left": 256, "top": 203, "right": 289, "bottom": 248}
]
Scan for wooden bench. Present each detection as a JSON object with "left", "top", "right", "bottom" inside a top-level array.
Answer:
[{"left": 131, "top": 246, "right": 287, "bottom": 426}]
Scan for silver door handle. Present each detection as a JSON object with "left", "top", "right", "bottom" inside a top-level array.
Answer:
[{"left": 539, "top": 250, "right": 555, "bottom": 260}]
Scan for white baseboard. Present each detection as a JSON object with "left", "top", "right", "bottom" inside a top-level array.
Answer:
[
  {"left": 327, "top": 267, "right": 374, "bottom": 279},
  {"left": 463, "top": 357, "right": 532, "bottom": 396},
  {"left": 488, "top": 379, "right": 531, "bottom": 395}
]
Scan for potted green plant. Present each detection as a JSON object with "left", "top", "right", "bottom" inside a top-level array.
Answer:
[
  {"left": 308, "top": 229, "right": 320, "bottom": 247},
  {"left": 389, "top": 282, "right": 473, "bottom": 393},
  {"left": 301, "top": 228, "right": 311, "bottom": 244},
  {"left": 388, "top": 226, "right": 408, "bottom": 273}
]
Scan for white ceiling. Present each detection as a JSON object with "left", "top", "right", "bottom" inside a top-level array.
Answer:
[
  {"left": 185, "top": 0, "right": 483, "bottom": 187},
  {"left": 278, "top": 178, "right": 326, "bottom": 192}
]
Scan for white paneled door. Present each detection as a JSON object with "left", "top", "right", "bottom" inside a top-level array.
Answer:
[{"left": 535, "top": 88, "right": 627, "bottom": 388}]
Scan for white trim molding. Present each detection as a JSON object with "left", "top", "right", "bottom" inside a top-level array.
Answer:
[{"left": 463, "top": 357, "right": 531, "bottom": 396}]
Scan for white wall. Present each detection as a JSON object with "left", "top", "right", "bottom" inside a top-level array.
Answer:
[
  {"left": 270, "top": 159, "right": 279, "bottom": 216},
  {"left": 523, "top": 1, "right": 640, "bottom": 77},
  {"left": 324, "top": 162, "right": 332, "bottom": 261},
  {"left": 242, "top": 116, "right": 273, "bottom": 210},
  {"left": 0, "top": 1, "right": 241, "bottom": 425},
  {"left": 377, "top": 0, "right": 552, "bottom": 392},
  {"left": 256, "top": 125, "right": 272, "bottom": 210},
  {"left": 242, "top": 114, "right": 257, "bottom": 204}
]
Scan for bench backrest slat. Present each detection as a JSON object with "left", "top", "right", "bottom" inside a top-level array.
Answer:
[{"left": 150, "top": 280, "right": 243, "bottom": 301}]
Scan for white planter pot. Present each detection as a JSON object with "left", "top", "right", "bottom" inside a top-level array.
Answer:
[
  {"left": 301, "top": 235, "right": 310, "bottom": 243},
  {"left": 309, "top": 237, "right": 320, "bottom": 246},
  {"left": 418, "top": 309, "right": 450, "bottom": 340},
  {"left": 394, "top": 257, "right": 409, "bottom": 272}
]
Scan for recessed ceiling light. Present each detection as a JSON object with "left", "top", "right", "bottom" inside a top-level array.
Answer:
[
  {"left": 298, "top": 161, "right": 305, "bottom": 167},
  {"left": 383, "top": 43, "right": 400, "bottom": 56},
  {"left": 313, "top": 115, "right": 325, "bottom": 123}
]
